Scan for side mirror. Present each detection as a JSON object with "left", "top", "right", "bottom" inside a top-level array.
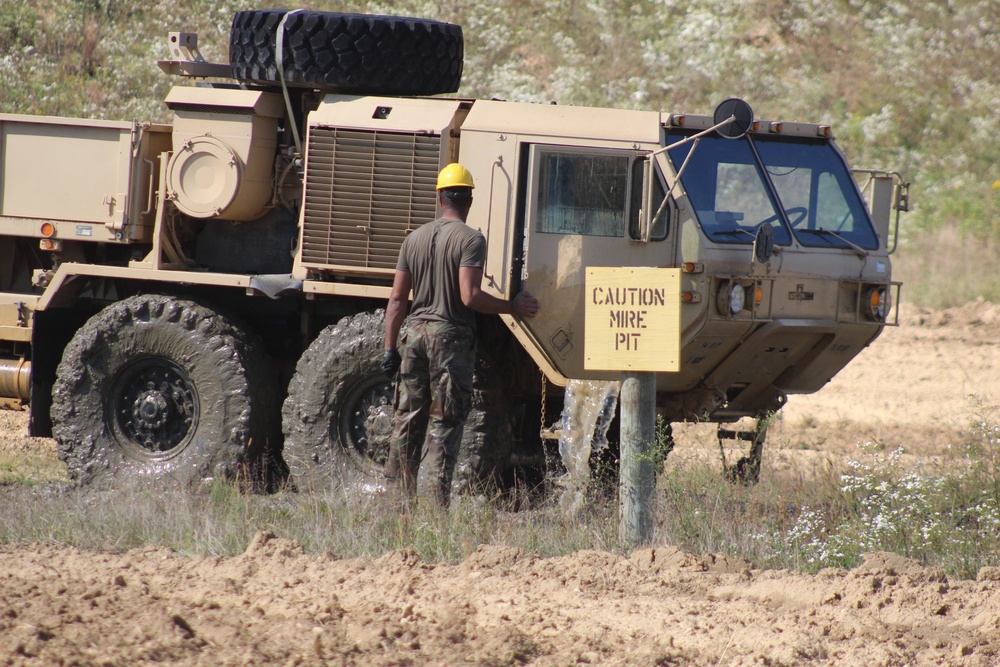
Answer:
[
  {"left": 853, "top": 169, "right": 910, "bottom": 255},
  {"left": 753, "top": 224, "right": 774, "bottom": 264},
  {"left": 713, "top": 98, "right": 754, "bottom": 139}
]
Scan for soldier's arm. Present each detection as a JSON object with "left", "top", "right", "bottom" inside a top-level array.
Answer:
[
  {"left": 385, "top": 269, "right": 412, "bottom": 350},
  {"left": 459, "top": 266, "right": 539, "bottom": 317}
]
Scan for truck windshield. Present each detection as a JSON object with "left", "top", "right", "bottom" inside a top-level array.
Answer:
[
  {"left": 752, "top": 134, "right": 879, "bottom": 250},
  {"left": 666, "top": 132, "right": 879, "bottom": 250}
]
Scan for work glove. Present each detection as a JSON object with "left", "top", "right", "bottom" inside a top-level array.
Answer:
[{"left": 381, "top": 349, "right": 402, "bottom": 379}]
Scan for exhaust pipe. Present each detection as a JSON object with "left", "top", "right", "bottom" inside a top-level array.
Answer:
[{"left": 0, "top": 357, "right": 30, "bottom": 402}]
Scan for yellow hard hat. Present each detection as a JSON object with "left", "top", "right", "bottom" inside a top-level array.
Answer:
[{"left": 436, "top": 163, "right": 475, "bottom": 190}]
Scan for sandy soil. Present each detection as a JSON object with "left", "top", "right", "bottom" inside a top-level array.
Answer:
[
  {"left": 778, "top": 299, "right": 1000, "bottom": 459},
  {"left": 3, "top": 301, "right": 1000, "bottom": 666}
]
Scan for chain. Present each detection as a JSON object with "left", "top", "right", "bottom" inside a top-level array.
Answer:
[{"left": 539, "top": 371, "right": 547, "bottom": 434}]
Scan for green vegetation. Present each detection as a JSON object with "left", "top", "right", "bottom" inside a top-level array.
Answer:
[
  {"left": 0, "top": 449, "right": 67, "bottom": 486},
  {"left": 2, "top": 0, "right": 997, "bottom": 306},
  {"left": 0, "top": 479, "right": 621, "bottom": 561},
  {"left": 660, "top": 419, "right": 1000, "bottom": 579},
  {"left": 3, "top": 399, "right": 999, "bottom": 579}
]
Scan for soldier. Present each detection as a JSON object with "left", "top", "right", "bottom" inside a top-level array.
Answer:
[{"left": 382, "top": 163, "right": 540, "bottom": 508}]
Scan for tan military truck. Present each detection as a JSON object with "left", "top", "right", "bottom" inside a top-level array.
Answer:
[{"left": 0, "top": 10, "right": 907, "bottom": 490}]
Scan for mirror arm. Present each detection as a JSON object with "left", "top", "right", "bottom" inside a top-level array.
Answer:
[
  {"left": 640, "top": 99, "right": 752, "bottom": 240},
  {"left": 639, "top": 141, "right": 696, "bottom": 242},
  {"left": 647, "top": 187, "right": 673, "bottom": 243},
  {"left": 650, "top": 115, "right": 735, "bottom": 158},
  {"left": 888, "top": 174, "right": 909, "bottom": 255},
  {"left": 665, "top": 137, "right": 699, "bottom": 200},
  {"left": 888, "top": 207, "right": 901, "bottom": 255}
]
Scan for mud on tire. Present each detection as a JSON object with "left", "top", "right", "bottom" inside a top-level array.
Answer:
[
  {"left": 51, "top": 295, "right": 276, "bottom": 490},
  {"left": 280, "top": 311, "right": 393, "bottom": 492},
  {"left": 281, "top": 310, "right": 513, "bottom": 495},
  {"left": 452, "top": 353, "right": 514, "bottom": 495},
  {"left": 229, "top": 10, "right": 463, "bottom": 96}
]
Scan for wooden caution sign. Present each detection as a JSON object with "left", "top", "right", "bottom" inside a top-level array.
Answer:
[{"left": 584, "top": 267, "right": 681, "bottom": 372}]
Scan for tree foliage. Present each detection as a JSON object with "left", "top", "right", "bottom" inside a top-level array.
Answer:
[{"left": 2, "top": 0, "right": 997, "bottom": 242}]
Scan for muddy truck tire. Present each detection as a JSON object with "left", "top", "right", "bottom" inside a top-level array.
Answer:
[
  {"left": 51, "top": 295, "right": 276, "bottom": 490},
  {"left": 229, "top": 10, "right": 464, "bottom": 96},
  {"left": 451, "top": 352, "right": 514, "bottom": 495},
  {"left": 281, "top": 310, "right": 514, "bottom": 495},
  {"left": 280, "top": 310, "right": 394, "bottom": 492}
]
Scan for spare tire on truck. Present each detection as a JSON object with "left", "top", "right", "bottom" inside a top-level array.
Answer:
[
  {"left": 229, "top": 9, "right": 463, "bottom": 96},
  {"left": 50, "top": 295, "right": 277, "bottom": 490}
]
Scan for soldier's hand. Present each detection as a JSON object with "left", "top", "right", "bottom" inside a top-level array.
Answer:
[
  {"left": 512, "top": 291, "right": 540, "bottom": 318},
  {"left": 381, "top": 348, "right": 402, "bottom": 378}
]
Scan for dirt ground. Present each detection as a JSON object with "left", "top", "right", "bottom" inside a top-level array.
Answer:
[{"left": 3, "top": 301, "right": 1000, "bottom": 666}]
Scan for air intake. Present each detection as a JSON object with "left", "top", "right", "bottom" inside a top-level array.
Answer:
[{"left": 300, "top": 128, "right": 441, "bottom": 272}]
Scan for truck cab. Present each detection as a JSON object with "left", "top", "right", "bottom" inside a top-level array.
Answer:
[{"left": 458, "top": 100, "right": 900, "bottom": 422}]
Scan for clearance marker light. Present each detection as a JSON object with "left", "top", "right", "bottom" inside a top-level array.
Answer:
[
  {"left": 40, "top": 222, "right": 55, "bottom": 238},
  {"left": 682, "top": 291, "right": 702, "bottom": 304},
  {"left": 864, "top": 286, "right": 889, "bottom": 322}
]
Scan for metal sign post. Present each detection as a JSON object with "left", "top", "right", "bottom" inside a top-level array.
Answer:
[{"left": 619, "top": 371, "right": 656, "bottom": 547}]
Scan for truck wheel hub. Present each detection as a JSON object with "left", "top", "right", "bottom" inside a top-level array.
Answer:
[
  {"left": 113, "top": 361, "right": 198, "bottom": 454},
  {"left": 342, "top": 378, "right": 394, "bottom": 465},
  {"left": 134, "top": 389, "right": 170, "bottom": 430}
]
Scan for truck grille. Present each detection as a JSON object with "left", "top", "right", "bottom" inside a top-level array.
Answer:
[{"left": 301, "top": 128, "right": 440, "bottom": 272}]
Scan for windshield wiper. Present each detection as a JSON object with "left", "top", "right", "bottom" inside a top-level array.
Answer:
[
  {"left": 798, "top": 228, "right": 867, "bottom": 258},
  {"left": 712, "top": 228, "right": 756, "bottom": 241}
]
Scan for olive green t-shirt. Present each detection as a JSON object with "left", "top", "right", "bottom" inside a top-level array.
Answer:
[{"left": 396, "top": 217, "right": 487, "bottom": 330}]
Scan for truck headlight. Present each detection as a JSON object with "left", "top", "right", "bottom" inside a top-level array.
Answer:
[
  {"left": 864, "top": 286, "right": 889, "bottom": 322},
  {"left": 729, "top": 282, "right": 745, "bottom": 313},
  {"left": 717, "top": 280, "right": 746, "bottom": 315}
]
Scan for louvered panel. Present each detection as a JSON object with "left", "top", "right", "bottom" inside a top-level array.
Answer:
[{"left": 301, "top": 126, "right": 441, "bottom": 271}]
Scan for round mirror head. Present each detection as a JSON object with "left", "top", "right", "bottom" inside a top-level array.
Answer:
[
  {"left": 754, "top": 223, "right": 774, "bottom": 264},
  {"left": 714, "top": 98, "right": 754, "bottom": 139}
]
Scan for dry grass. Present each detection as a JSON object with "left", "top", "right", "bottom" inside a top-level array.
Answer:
[
  {"left": 894, "top": 226, "right": 1000, "bottom": 309},
  {"left": 2, "top": 407, "right": 998, "bottom": 580},
  {"left": 0, "top": 474, "right": 620, "bottom": 562}
]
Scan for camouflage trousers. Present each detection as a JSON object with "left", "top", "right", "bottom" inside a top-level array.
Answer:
[{"left": 385, "top": 320, "right": 475, "bottom": 508}]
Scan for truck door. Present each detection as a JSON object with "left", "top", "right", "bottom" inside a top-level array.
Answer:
[{"left": 514, "top": 144, "right": 669, "bottom": 381}]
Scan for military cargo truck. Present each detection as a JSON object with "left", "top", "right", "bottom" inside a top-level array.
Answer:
[{"left": 0, "top": 10, "right": 908, "bottom": 490}]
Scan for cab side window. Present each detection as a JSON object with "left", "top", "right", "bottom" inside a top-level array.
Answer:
[{"left": 536, "top": 151, "right": 629, "bottom": 237}]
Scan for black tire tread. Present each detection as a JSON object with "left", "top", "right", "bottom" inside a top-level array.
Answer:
[
  {"left": 229, "top": 10, "right": 463, "bottom": 96},
  {"left": 281, "top": 310, "right": 388, "bottom": 491},
  {"left": 454, "top": 353, "right": 514, "bottom": 494},
  {"left": 51, "top": 295, "right": 273, "bottom": 489},
  {"left": 281, "top": 310, "right": 513, "bottom": 495}
]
